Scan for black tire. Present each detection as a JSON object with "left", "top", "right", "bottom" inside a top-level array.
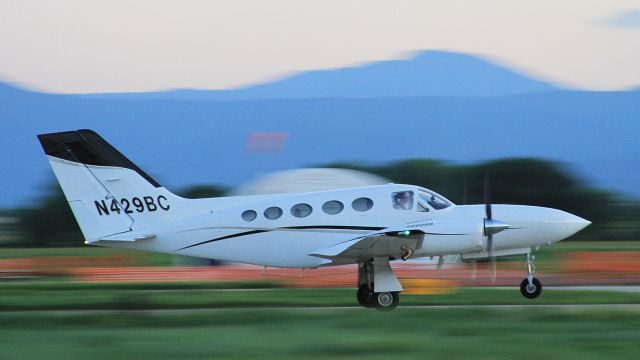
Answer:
[
  {"left": 357, "top": 283, "right": 376, "bottom": 308},
  {"left": 520, "top": 277, "right": 542, "bottom": 299},
  {"left": 374, "top": 291, "right": 400, "bottom": 311}
]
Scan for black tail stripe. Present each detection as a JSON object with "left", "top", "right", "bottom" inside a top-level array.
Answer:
[
  {"left": 38, "top": 129, "right": 161, "bottom": 188},
  {"left": 176, "top": 226, "right": 385, "bottom": 251}
]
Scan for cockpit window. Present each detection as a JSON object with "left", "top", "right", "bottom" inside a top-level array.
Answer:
[
  {"left": 418, "top": 190, "right": 452, "bottom": 210},
  {"left": 417, "top": 202, "right": 429, "bottom": 212},
  {"left": 392, "top": 191, "right": 414, "bottom": 210}
]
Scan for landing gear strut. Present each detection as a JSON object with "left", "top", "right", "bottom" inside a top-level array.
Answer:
[
  {"left": 357, "top": 259, "right": 402, "bottom": 311},
  {"left": 520, "top": 253, "right": 542, "bottom": 299},
  {"left": 357, "top": 282, "right": 375, "bottom": 308}
]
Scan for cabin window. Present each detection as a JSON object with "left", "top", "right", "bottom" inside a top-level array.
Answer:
[
  {"left": 322, "top": 200, "right": 344, "bottom": 215},
  {"left": 264, "top": 206, "right": 283, "bottom": 220},
  {"left": 392, "top": 191, "right": 414, "bottom": 210},
  {"left": 241, "top": 210, "right": 257, "bottom": 221},
  {"left": 291, "top": 203, "right": 313, "bottom": 218},
  {"left": 352, "top": 197, "right": 374, "bottom": 212}
]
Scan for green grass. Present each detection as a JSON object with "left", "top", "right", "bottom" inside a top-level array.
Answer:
[
  {"left": 534, "top": 240, "right": 640, "bottom": 262},
  {"left": 1, "top": 307, "right": 639, "bottom": 360},
  {"left": 0, "top": 246, "right": 176, "bottom": 266},
  {"left": 0, "top": 246, "right": 128, "bottom": 258},
  {"left": 2, "top": 280, "right": 640, "bottom": 359}
]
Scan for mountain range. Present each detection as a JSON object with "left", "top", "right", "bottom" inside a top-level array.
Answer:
[
  {"left": 0, "top": 50, "right": 637, "bottom": 208},
  {"left": 83, "top": 50, "right": 558, "bottom": 100}
]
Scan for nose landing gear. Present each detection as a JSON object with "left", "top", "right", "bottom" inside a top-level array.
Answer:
[{"left": 520, "top": 253, "right": 542, "bottom": 299}]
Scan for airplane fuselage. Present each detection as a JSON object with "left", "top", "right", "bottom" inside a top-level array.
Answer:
[{"left": 97, "top": 183, "right": 589, "bottom": 268}]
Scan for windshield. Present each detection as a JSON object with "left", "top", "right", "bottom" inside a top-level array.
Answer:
[{"left": 418, "top": 189, "right": 453, "bottom": 210}]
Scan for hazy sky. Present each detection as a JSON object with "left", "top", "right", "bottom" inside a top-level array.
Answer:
[{"left": 1, "top": 0, "right": 639, "bottom": 93}]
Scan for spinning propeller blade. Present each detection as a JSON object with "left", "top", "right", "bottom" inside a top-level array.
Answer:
[
  {"left": 484, "top": 171, "right": 496, "bottom": 283},
  {"left": 484, "top": 171, "right": 492, "bottom": 220}
]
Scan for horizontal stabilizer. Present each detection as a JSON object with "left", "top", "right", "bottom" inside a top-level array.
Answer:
[{"left": 99, "top": 233, "right": 157, "bottom": 242}]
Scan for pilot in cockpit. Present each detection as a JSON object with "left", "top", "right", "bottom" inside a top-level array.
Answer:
[{"left": 393, "top": 191, "right": 413, "bottom": 210}]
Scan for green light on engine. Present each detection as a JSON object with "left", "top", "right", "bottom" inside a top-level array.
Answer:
[{"left": 399, "top": 230, "right": 411, "bottom": 236}]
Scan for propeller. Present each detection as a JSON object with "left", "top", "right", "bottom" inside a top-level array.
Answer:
[
  {"left": 464, "top": 171, "right": 509, "bottom": 282},
  {"left": 483, "top": 171, "right": 493, "bottom": 252},
  {"left": 482, "top": 171, "right": 509, "bottom": 283}
]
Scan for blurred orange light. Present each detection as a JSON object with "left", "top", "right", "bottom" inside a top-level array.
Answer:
[{"left": 245, "top": 131, "right": 289, "bottom": 153}]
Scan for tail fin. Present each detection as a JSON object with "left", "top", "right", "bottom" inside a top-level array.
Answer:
[{"left": 38, "top": 130, "right": 186, "bottom": 242}]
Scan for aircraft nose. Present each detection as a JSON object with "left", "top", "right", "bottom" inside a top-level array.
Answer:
[
  {"left": 485, "top": 205, "right": 591, "bottom": 248},
  {"left": 564, "top": 213, "right": 591, "bottom": 236},
  {"left": 540, "top": 210, "right": 591, "bottom": 244}
]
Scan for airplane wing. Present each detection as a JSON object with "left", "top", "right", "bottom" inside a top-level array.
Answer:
[{"left": 309, "top": 227, "right": 425, "bottom": 264}]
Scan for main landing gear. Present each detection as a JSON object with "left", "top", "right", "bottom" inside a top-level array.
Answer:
[
  {"left": 357, "top": 258, "right": 402, "bottom": 311},
  {"left": 520, "top": 253, "right": 542, "bottom": 299},
  {"left": 357, "top": 283, "right": 400, "bottom": 310}
]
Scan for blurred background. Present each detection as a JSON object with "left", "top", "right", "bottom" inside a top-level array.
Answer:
[{"left": 1, "top": 1, "right": 640, "bottom": 359}]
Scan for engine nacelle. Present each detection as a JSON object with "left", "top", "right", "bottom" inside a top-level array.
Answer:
[{"left": 413, "top": 218, "right": 484, "bottom": 256}]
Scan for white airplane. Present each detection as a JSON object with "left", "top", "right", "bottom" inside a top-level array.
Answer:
[{"left": 38, "top": 130, "right": 590, "bottom": 310}]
